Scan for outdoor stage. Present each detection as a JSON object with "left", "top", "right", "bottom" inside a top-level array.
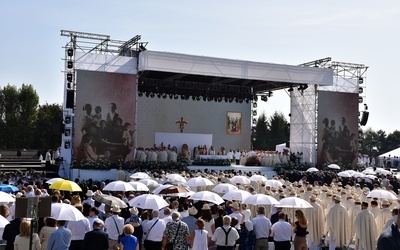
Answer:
[{"left": 69, "top": 165, "right": 276, "bottom": 181}]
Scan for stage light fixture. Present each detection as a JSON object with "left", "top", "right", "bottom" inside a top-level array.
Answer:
[
  {"left": 169, "top": 94, "right": 173, "bottom": 99},
  {"left": 253, "top": 102, "right": 257, "bottom": 108},
  {"left": 358, "top": 97, "right": 363, "bottom": 103},
  {"left": 359, "top": 87, "right": 363, "bottom": 94},
  {"left": 67, "top": 73, "right": 73, "bottom": 82},
  {"left": 65, "top": 116, "right": 71, "bottom": 124},
  {"left": 157, "top": 93, "right": 161, "bottom": 98},
  {"left": 229, "top": 98, "right": 233, "bottom": 103},
  {"left": 181, "top": 95, "right": 185, "bottom": 100},
  {"left": 288, "top": 86, "right": 294, "bottom": 92},
  {"left": 358, "top": 77, "right": 364, "bottom": 84},
  {"left": 268, "top": 91, "right": 273, "bottom": 97},
  {"left": 64, "top": 128, "right": 71, "bottom": 137},
  {"left": 239, "top": 99, "right": 243, "bottom": 103},
  {"left": 203, "top": 96, "right": 207, "bottom": 101},
  {"left": 138, "top": 92, "right": 143, "bottom": 97},
  {"left": 64, "top": 141, "right": 71, "bottom": 149},
  {"left": 253, "top": 118, "right": 257, "bottom": 124},
  {"left": 302, "top": 84, "right": 308, "bottom": 90},
  {"left": 224, "top": 97, "right": 228, "bottom": 102},
  {"left": 162, "top": 93, "right": 167, "bottom": 99},
  {"left": 245, "top": 98, "right": 249, "bottom": 104},
  {"left": 253, "top": 95, "right": 258, "bottom": 101},
  {"left": 213, "top": 97, "right": 218, "bottom": 102},
  {"left": 192, "top": 96, "right": 196, "bottom": 101},
  {"left": 196, "top": 96, "right": 201, "bottom": 101},
  {"left": 217, "top": 97, "right": 222, "bottom": 102},
  {"left": 174, "top": 94, "right": 179, "bottom": 100},
  {"left": 364, "top": 104, "right": 368, "bottom": 110},
  {"left": 67, "top": 48, "right": 74, "bottom": 57},
  {"left": 253, "top": 110, "right": 257, "bottom": 116},
  {"left": 261, "top": 95, "right": 268, "bottom": 102},
  {"left": 67, "top": 61, "right": 73, "bottom": 69},
  {"left": 207, "top": 97, "right": 213, "bottom": 102},
  {"left": 145, "top": 92, "right": 150, "bottom": 97}
]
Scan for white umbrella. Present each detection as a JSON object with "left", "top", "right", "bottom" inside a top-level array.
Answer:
[
  {"left": 166, "top": 174, "right": 187, "bottom": 183},
  {"left": 230, "top": 176, "right": 251, "bottom": 185},
  {"left": 352, "top": 172, "right": 366, "bottom": 178},
  {"left": 103, "top": 181, "right": 135, "bottom": 192},
  {"left": 367, "top": 189, "right": 397, "bottom": 200},
  {"left": 249, "top": 175, "right": 268, "bottom": 183},
  {"left": 128, "top": 181, "right": 150, "bottom": 192},
  {"left": 306, "top": 167, "right": 319, "bottom": 172},
  {"left": 362, "top": 169, "right": 376, "bottom": 175},
  {"left": 327, "top": 164, "right": 340, "bottom": 170},
  {"left": 365, "top": 175, "right": 377, "bottom": 180},
  {"left": 222, "top": 190, "right": 252, "bottom": 201},
  {"left": 212, "top": 183, "right": 238, "bottom": 194},
  {"left": 0, "top": 215, "right": 9, "bottom": 228},
  {"left": 375, "top": 168, "right": 392, "bottom": 175},
  {"left": 152, "top": 184, "right": 173, "bottom": 195},
  {"left": 50, "top": 203, "right": 86, "bottom": 221},
  {"left": 189, "top": 191, "right": 224, "bottom": 205},
  {"left": 337, "top": 171, "right": 352, "bottom": 178},
  {"left": 345, "top": 170, "right": 357, "bottom": 175},
  {"left": 265, "top": 180, "right": 283, "bottom": 188},
  {"left": 278, "top": 197, "right": 313, "bottom": 208},
  {"left": 128, "top": 194, "right": 169, "bottom": 210},
  {"left": 185, "top": 177, "right": 214, "bottom": 187},
  {"left": 242, "top": 194, "right": 279, "bottom": 206},
  {"left": 138, "top": 179, "right": 160, "bottom": 187},
  {"left": 130, "top": 172, "right": 151, "bottom": 179},
  {"left": 0, "top": 191, "right": 15, "bottom": 204},
  {"left": 46, "top": 178, "right": 64, "bottom": 184}
]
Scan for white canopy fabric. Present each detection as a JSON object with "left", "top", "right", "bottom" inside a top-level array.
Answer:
[
  {"left": 379, "top": 147, "right": 400, "bottom": 158},
  {"left": 138, "top": 51, "right": 333, "bottom": 86}
]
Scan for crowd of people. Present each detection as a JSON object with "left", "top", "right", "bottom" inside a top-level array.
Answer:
[{"left": 0, "top": 166, "right": 400, "bottom": 249}]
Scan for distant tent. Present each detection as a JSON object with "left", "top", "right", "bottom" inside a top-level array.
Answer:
[
  {"left": 275, "top": 143, "right": 290, "bottom": 152},
  {"left": 379, "top": 147, "right": 400, "bottom": 158}
]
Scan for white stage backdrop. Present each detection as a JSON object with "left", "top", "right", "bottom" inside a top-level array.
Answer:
[{"left": 155, "top": 132, "right": 212, "bottom": 156}]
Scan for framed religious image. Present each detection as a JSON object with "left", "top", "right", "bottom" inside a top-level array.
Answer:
[{"left": 226, "top": 112, "right": 242, "bottom": 135}]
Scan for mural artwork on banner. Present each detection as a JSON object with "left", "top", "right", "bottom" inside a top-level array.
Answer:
[
  {"left": 74, "top": 70, "right": 136, "bottom": 164},
  {"left": 226, "top": 112, "right": 242, "bottom": 135},
  {"left": 317, "top": 91, "right": 359, "bottom": 168}
]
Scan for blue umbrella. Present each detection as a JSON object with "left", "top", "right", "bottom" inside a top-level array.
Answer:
[{"left": 0, "top": 184, "right": 19, "bottom": 193}]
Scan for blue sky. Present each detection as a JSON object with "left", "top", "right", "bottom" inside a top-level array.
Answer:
[{"left": 1, "top": 1, "right": 399, "bottom": 133}]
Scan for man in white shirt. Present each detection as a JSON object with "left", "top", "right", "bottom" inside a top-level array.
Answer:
[
  {"left": 162, "top": 207, "right": 172, "bottom": 224},
  {"left": 144, "top": 210, "right": 166, "bottom": 250},
  {"left": 82, "top": 190, "right": 95, "bottom": 207},
  {"left": 211, "top": 215, "right": 239, "bottom": 250},
  {"left": 270, "top": 212, "right": 292, "bottom": 250},
  {"left": 229, "top": 202, "right": 243, "bottom": 230},
  {"left": 252, "top": 206, "right": 272, "bottom": 250},
  {"left": 67, "top": 204, "right": 91, "bottom": 249},
  {"left": 104, "top": 205, "right": 124, "bottom": 250}
]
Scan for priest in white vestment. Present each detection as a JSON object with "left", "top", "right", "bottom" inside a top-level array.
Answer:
[
  {"left": 305, "top": 195, "right": 325, "bottom": 250},
  {"left": 354, "top": 202, "right": 377, "bottom": 250},
  {"left": 326, "top": 194, "right": 351, "bottom": 250},
  {"left": 375, "top": 199, "right": 393, "bottom": 236}
]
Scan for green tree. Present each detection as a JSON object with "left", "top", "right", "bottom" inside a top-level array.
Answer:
[
  {"left": 384, "top": 130, "right": 400, "bottom": 153},
  {"left": 33, "top": 103, "right": 63, "bottom": 153},
  {"left": 0, "top": 85, "right": 20, "bottom": 148},
  {"left": 252, "top": 112, "right": 269, "bottom": 150},
  {"left": 266, "top": 111, "right": 290, "bottom": 150},
  {"left": 16, "top": 84, "right": 39, "bottom": 147}
]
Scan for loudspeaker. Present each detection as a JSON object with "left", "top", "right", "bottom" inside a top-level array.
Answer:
[
  {"left": 66, "top": 90, "right": 74, "bottom": 109},
  {"left": 360, "top": 111, "right": 369, "bottom": 126},
  {"left": 15, "top": 197, "right": 52, "bottom": 218}
]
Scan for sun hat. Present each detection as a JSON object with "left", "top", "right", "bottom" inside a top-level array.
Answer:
[
  {"left": 188, "top": 206, "right": 198, "bottom": 215},
  {"left": 202, "top": 204, "right": 211, "bottom": 210},
  {"left": 86, "top": 190, "right": 94, "bottom": 197},
  {"left": 111, "top": 205, "right": 121, "bottom": 213},
  {"left": 230, "top": 202, "right": 240, "bottom": 210}
]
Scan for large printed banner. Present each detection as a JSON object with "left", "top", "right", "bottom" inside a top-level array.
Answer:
[
  {"left": 74, "top": 70, "right": 136, "bottom": 163},
  {"left": 317, "top": 91, "right": 359, "bottom": 167}
]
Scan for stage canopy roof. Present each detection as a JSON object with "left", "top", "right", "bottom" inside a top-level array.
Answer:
[{"left": 138, "top": 50, "right": 333, "bottom": 101}]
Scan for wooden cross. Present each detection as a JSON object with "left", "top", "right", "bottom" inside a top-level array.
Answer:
[{"left": 176, "top": 117, "right": 189, "bottom": 133}]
